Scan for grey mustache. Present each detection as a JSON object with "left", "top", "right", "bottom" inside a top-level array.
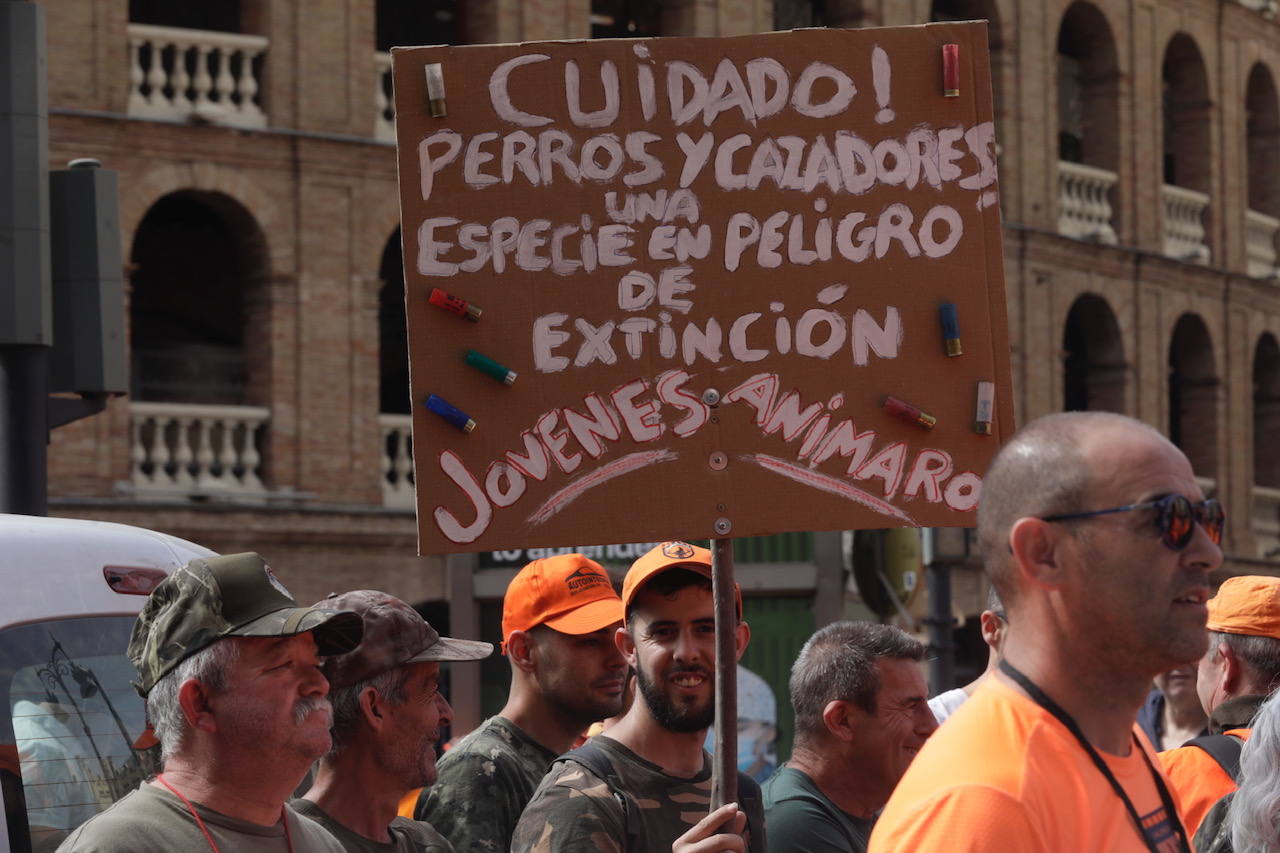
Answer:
[{"left": 294, "top": 696, "right": 331, "bottom": 724}]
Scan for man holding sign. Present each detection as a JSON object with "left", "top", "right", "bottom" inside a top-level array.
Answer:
[{"left": 511, "top": 542, "right": 762, "bottom": 852}]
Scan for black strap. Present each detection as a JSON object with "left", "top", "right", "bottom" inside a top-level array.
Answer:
[
  {"left": 999, "top": 660, "right": 1191, "bottom": 853},
  {"left": 557, "top": 742, "right": 640, "bottom": 847},
  {"left": 1187, "top": 734, "right": 1244, "bottom": 782},
  {"left": 558, "top": 741, "right": 762, "bottom": 850},
  {"left": 737, "top": 772, "right": 762, "bottom": 815}
]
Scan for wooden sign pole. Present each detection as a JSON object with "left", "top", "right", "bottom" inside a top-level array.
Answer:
[{"left": 710, "top": 536, "right": 738, "bottom": 809}]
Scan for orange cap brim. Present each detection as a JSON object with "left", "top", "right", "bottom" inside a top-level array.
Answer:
[
  {"left": 542, "top": 596, "right": 625, "bottom": 635},
  {"left": 623, "top": 561, "right": 743, "bottom": 619}
]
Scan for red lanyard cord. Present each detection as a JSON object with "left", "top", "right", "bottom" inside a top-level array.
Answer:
[{"left": 155, "top": 773, "right": 295, "bottom": 853}]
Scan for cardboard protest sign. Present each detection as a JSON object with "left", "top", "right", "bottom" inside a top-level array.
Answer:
[{"left": 393, "top": 23, "right": 1014, "bottom": 555}]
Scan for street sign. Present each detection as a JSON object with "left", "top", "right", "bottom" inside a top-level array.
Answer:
[{"left": 393, "top": 23, "right": 1014, "bottom": 555}]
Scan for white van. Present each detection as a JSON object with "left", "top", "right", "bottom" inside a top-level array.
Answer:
[{"left": 0, "top": 514, "right": 214, "bottom": 853}]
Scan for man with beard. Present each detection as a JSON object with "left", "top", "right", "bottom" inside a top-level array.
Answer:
[
  {"left": 58, "top": 553, "right": 364, "bottom": 852},
  {"left": 511, "top": 541, "right": 764, "bottom": 853},
  {"left": 418, "top": 554, "right": 626, "bottom": 852},
  {"left": 294, "top": 590, "right": 493, "bottom": 851},
  {"left": 869, "top": 412, "right": 1223, "bottom": 852}
]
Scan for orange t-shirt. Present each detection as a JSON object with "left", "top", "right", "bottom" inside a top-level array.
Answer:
[
  {"left": 869, "top": 678, "right": 1188, "bottom": 852},
  {"left": 397, "top": 788, "right": 422, "bottom": 819},
  {"left": 1158, "top": 729, "right": 1250, "bottom": 842}
]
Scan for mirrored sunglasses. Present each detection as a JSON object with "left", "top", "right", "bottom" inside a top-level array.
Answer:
[{"left": 1041, "top": 494, "right": 1224, "bottom": 551}]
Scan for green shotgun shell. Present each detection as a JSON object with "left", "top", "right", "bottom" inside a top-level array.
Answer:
[{"left": 465, "top": 349, "right": 516, "bottom": 385}]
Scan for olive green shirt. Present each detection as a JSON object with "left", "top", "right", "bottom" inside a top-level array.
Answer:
[
  {"left": 56, "top": 782, "right": 345, "bottom": 852},
  {"left": 510, "top": 735, "right": 766, "bottom": 853},
  {"left": 762, "top": 766, "right": 872, "bottom": 853},
  {"left": 416, "top": 716, "right": 558, "bottom": 853},
  {"left": 290, "top": 798, "right": 453, "bottom": 853}
]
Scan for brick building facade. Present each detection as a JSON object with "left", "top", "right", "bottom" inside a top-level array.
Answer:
[{"left": 35, "top": 0, "right": 1280, "bottom": 722}]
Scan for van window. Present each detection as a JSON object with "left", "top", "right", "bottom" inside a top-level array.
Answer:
[{"left": 0, "top": 617, "right": 155, "bottom": 853}]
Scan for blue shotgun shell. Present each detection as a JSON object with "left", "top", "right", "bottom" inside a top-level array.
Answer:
[
  {"left": 939, "top": 302, "right": 962, "bottom": 357},
  {"left": 425, "top": 394, "right": 476, "bottom": 433}
]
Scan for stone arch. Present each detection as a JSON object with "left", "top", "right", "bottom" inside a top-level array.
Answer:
[
  {"left": 1056, "top": 2, "right": 1120, "bottom": 172},
  {"left": 376, "top": 0, "right": 458, "bottom": 50},
  {"left": 361, "top": 190, "right": 404, "bottom": 295},
  {"left": 591, "top": 0, "right": 663, "bottom": 36},
  {"left": 1246, "top": 62, "right": 1280, "bottom": 218},
  {"left": 128, "top": 190, "right": 271, "bottom": 406},
  {"left": 1062, "top": 293, "right": 1126, "bottom": 413},
  {"left": 1168, "top": 313, "right": 1219, "bottom": 481},
  {"left": 129, "top": 0, "right": 242, "bottom": 31},
  {"left": 121, "top": 162, "right": 287, "bottom": 272},
  {"left": 1162, "top": 33, "right": 1212, "bottom": 194},
  {"left": 1255, "top": 333, "right": 1280, "bottom": 487},
  {"left": 930, "top": 0, "right": 1002, "bottom": 47},
  {"left": 378, "top": 228, "right": 410, "bottom": 416},
  {"left": 769, "top": 0, "right": 868, "bottom": 28}
]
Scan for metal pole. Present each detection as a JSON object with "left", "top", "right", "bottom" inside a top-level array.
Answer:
[
  {"left": 0, "top": 346, "right": 48, "bottom": 515},
  {"left": 925, "top": 559, "right": 954, "bottom": 694},
  {"left": 710, "top": 537, "right": 737, "bottom": 809},
  {"left": 0, "top": 2, "right": 51, "bottom": 516}
]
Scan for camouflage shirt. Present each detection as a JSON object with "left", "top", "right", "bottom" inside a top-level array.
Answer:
[
  {"left": 509, "top": 735, "right": 766, "bottom": 853},
  {"left": 416, "top": 716, "right": 558, "bottom": 853}
]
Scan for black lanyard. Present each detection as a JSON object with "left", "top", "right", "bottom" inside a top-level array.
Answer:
[{"left": 998, "top": 660, "right": 1191, "bottom": 853}]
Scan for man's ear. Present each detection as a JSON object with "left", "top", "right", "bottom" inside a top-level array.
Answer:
[
  {"left": 821, "top": 699, "right": 858, "bottom": 743},
  {"left": 1219, "top": 642, "right": 1244, "bottom": 694},
  {"left": 506, "top": 631, "right": 536, "bottom": 674},
  {"left": 359, "top": 685, "right": 385, "bottom": 730},
  {"left": 1008, "top": 517, "right": 1067, "bottom": 590},
  {"left": 616, "top": 624, "right": 638, "bottom": 668},
  {"left": 979, "top": 610, "right": 1003, "bottom": 649},
  {"left": 177, "top": 678, "right": 218, "bottom": 734},
  {"left": 733, "top": 621, "right": 751, "bottom": 662}
]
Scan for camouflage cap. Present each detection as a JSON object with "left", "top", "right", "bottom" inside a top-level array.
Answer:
[
  {"left": 128, "top": 553, "right": 364, "bottom": 696},
  {"left": 319, "top": 590, "right": 493, "bottom": 690}
]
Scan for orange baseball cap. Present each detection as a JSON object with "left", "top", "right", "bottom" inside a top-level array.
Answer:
[
  {"left": 622, "top": 541, "right": 741, "bottom": 617},
  {"left": 1207, "top": 576, "right": 1280, "bottom": 640},
  {"left": 501, "top": 555, "right": 623, "bottom": 651}
]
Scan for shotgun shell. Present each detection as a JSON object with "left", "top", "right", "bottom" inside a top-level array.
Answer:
[
  {"left": 425, "top": 63, "right": 447, "bottom": 117},
  {"left": 425, "top": 394, "right": 475, "bottom": 433},
  {"left": 429, "top": 288, "right": 482, "bottom": 321},
  {"left": 465, "top": 349, "right": 517, "bottom": 385},
  {"left": 943, "top": 44, "right": 960, "bottom": 97},
  {"left": 939, "top": 302, "right": 963, "bottom": 357},
  {"left": 974, "top": 381, "right": 995, "bottom": 434},
  {"left": 883, "top": 395, "right": 937, "bottom": 431}
]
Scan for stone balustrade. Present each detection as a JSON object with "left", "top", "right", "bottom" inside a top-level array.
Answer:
[
  {"left": 375, "top": 51, "right": 395, "bottom": 142},
  {"left": 380, "top": 413, "right": 415, "bottom": 509},
  {"left": 127, "top": 23, "right": 268, "bottom": 128},
  {"left": 1058, "top": 161, "right": 1119, "bottom": 244},
  {"left": 1246, "top": 209, "right": 1280, "bottom": 278},
  {"left": 131, "top": 402, "right": 269, "bottom": 496},
  {"left": 1162, "top": 184, "right": 1211, "bottom": 264},
  {"left": 1235, "top": 0, "right": 1277, "bottom": 16}
]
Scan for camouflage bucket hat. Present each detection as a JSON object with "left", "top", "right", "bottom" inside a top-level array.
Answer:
[
  {"left": 128, "top": 553, "right": 364, "bottom": 696},
  {"left": 319, "top": 590, "right": 493, "bottom": 691}
]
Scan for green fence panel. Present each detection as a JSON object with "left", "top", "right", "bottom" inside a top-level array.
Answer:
[{"left": 739, "top": 595, "right": 814, "bottom": 764}]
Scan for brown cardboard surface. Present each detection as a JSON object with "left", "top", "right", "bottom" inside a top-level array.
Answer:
[{"left": 392, "top": 24, "right": 1014, "bottom": 555}]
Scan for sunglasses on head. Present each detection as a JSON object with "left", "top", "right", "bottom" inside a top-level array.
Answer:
[{"left": 1040, "top": 493, "right": 1225, "bottom": 551}]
